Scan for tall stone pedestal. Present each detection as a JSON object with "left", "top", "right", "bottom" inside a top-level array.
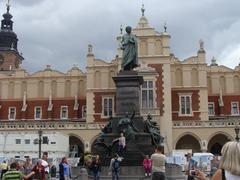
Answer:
[{"left": 113, "top": 71, "right": 143, "bottom": 116}]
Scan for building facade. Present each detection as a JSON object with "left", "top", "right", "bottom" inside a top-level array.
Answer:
[{"left": 0, "top": 4, "right": 239, "bottom": 160}]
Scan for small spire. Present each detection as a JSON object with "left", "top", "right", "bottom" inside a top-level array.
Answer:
[
  {"left": 199, "top": 39, "right": 204, "bottom": 50},
  {"left": 141, "top": 4, "right": 145, "bottom": 16},
  {"left": 164, "top": 22, "right": 167, "bottom": 32},
  {"left": 6, "top": 0, "right": 10, "bottom": 13},
  {"left": 120, "top": 25, "right": 123, "bottom": 34},
  {"left": 88, "top": 44, "right": 93, "bottom": 54}
]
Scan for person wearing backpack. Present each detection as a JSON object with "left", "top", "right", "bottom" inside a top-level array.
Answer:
[{"left": 109, "top": 154, "right": 121, "bottom": 180}]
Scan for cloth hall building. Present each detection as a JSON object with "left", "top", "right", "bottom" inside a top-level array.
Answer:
[{"left": 0, "top": 4, "right": 239, "bottom": 160}]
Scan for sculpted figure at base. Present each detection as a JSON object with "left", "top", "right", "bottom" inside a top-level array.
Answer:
[
  {"left": 121, "top": 26, "right": 138, "bottom": 71},
  {"left": 144, "top": 114, "right": 164, "bottom": 147}
]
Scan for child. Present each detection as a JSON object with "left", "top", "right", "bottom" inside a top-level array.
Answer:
[{"left": 143, "top": 155, "right": 152, "bottom": 177}]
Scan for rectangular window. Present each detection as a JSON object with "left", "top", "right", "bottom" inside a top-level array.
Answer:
[
  {"left": 61, "top": 106, "right": 68, "bottom": 119},
  {"left": 141, "top": 81, "right": 154, "bottom": 108},
  {"left": 179, "top": 95, "right": 192, "bottom": 115},
  {"left": 16, "top": 139, "right": 21, "bottom": 144},
  {"left": 82, "top": 105, "right": 86, "bottom": 119},
  {"left": 25, "top": 139, "right": 30, "bottom": 144},
  {"left": 8, "top": 107, "right": 16, "bottom": 120},
  {"left": 208, "top": 103, "right": 215, "bottom": 116},
  {"left": 34, "top": 106, "right": 42, "bottom": 120},
  {"left": 231, "top": 102, "right": 239, "bottom": 115},
  {"left": 103, "top": 97, "right": 113, "bottom": 117}
]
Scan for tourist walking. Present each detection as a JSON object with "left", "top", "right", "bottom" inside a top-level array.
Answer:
[
  {"left": 109, "top": 154, "right": 121, "bottom": 180},
  {"left": 2, "top": 162, "right": 35, "bottom": 180},
  {"left": 50, "top": 163, "right": 57, "bottom": 179},
  {"left": 24, "top": 158, "right": 33, "bottom": 180},
  {"left": 41, "top": 152, "right": 50, "bottom": 179},
  {"left": 151, "top": 145, "right": 166, "bottom": 180},
  {"left": 143, "top": 155, "right": 152, "bottom": 177},
  {"left": 32, "top": 159, "right": 46, "bottom": 180},
  {"left": 0, "top": 161, "right": 8, "bottom": 178},
  {"left": 90, "top": 155, "right": 101, "bottom": 180},
  {"left": 185, "top": 153, "right": 197, "bottom": 180},
  {"left": 59, "top": 157, "right": 71, "bottom": 180}
]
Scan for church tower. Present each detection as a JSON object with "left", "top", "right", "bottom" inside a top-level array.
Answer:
[{"left": 0, "top": 0, "right": 23, "bottom": 71}]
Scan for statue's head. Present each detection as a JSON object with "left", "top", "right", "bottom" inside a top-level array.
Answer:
[{"left": 125, "top": 26, "right": 132, "bottom": 34}]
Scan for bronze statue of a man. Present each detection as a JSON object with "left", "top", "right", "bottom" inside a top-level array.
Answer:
[{"left": 121, "top": 26, "right": 138, "bottom": 71}]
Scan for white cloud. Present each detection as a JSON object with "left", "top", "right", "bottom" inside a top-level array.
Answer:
[{"left": 218, "top": 44, "right": 240, "bottom": 68}]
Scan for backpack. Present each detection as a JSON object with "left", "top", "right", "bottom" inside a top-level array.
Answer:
[{"left": 112, "top": 159, "right": 120, "bottom": 172}]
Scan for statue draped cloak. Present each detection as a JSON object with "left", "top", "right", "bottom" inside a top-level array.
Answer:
[{"left": 121, "top": 33, "right": 138, "bottom": 70}]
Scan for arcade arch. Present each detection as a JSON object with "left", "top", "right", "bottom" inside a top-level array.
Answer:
[
  {"left": 69, "top": 135, "right": 84, "bottom": 158},
  {"left": 207, "top": 133, "right": 232, "bottom": 155},
  {"left": 175, "top": 134, "right": 201, "bottom": 153}
]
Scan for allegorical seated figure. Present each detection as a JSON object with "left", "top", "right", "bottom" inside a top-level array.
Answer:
[{"left": 144, "top": 114, "right": 164, "bottom": 146}]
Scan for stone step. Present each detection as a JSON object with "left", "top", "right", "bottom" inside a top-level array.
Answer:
[{"left": 88, "top": 175, "right": 151, "bottom": 180}]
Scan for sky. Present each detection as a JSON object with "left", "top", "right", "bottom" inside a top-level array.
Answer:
[{"left": 1, "top": 0, "right": 240, "bottom": 73}]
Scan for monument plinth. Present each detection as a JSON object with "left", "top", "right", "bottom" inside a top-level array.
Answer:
[{"left": 113, "top": 70, "right": 143, "bottom": 116}]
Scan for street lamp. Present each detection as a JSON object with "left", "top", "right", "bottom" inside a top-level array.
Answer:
[
  {"left": 235, "top": 126, "right": 240, "bottom": 142},
  {"left": 38, "top": 130, "right": 43, "bottom": 158}
]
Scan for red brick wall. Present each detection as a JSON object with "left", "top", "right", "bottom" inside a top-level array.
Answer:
[
  {"left": 148, "top": 64, "right": 164, "bottom": 115},
  {"left": 94, "top": 91, "right": 116, "bottom": 122},
  {"left": 208, "top": 95, "right": 240, "bottom": 115},
  {"left": 0, "top": 98, "right": 86, "bottom": 120},
  {"left": 172, "top": 89, "right": 200, "bottom": 120}
]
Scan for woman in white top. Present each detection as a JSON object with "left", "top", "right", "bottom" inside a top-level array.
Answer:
[
  {"left": 212, "top": 141, "right": 240, "bottom": 180},
  {"left": 195, "top": 141, "right": 240, "bottom": 180}
]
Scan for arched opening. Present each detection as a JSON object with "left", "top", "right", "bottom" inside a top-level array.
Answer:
[
  {"left": 109, "top": 70, "right": 115, "bottom": 88},
  {"left": 94, "top": 71, "right": 101, "bottom": 88},
  {"left": 207, "top": 76, "right": 212, "bottom": 94},
  {"left": 175, "top": 134, "right": 201, "bottom": 153},
  {"left": 175, "top": 68, "right": 183, "bottom": 86},
  {"left": 191, "top": 68, "right": 199, "bottom": 86},
  {"left": 219, "top": 76, "right": 226, "bottom": 93},
  {"left": 208, "top": 134, "right": 230, "bottom": 155},
  {"left": 65, "top": 80, "right": 71, "bottom": 97},
  {"left": 69, "top": 135, "right": 84, "bottom": 158},
  {"left": 233, "top": 75, "right": 240, "bottom": 93}
]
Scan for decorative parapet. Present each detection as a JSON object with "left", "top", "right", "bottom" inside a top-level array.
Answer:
[
  {"left": 0, "top": 120, "right": 106, "bottom": 131},
  {"left": 173, "top": 119, "right": 240, "bottom": 128}
]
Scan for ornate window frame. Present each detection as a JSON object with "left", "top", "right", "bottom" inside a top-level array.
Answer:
[
  {"left": 60, "top": 106, "right": 68, "bottom": 120},
  {"left": 208, "top": 102, "right": 215, "bottom": 116},
  {"left": 178, "top": 93, "right": 193, "bottom": 116},
  {"left": 8, "top": 107, "right": 16, "bottom": 120},
  {"left": 231, "top": 101, "right": 239, "bottom": 115},
  {"left": 34, "top": 106, "right": 42, "bottom": 120},
  {"left": 102, "top": 96, "right": 114, "bottom": 118}
]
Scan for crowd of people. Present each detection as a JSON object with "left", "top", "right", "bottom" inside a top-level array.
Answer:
[
  {"left": 0, "top": 152, "right": 72, "bottom": 180},
  {"left": 1, "top": 132, "right": 240, "bottom": 180}
]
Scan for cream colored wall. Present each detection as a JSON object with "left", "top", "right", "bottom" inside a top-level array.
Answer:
[
  {"left": 0, "top": 68, "right": 86, "bottom": 100},
  {"left": 207, "top": 71, "right": 240, "bottom": 95}
]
